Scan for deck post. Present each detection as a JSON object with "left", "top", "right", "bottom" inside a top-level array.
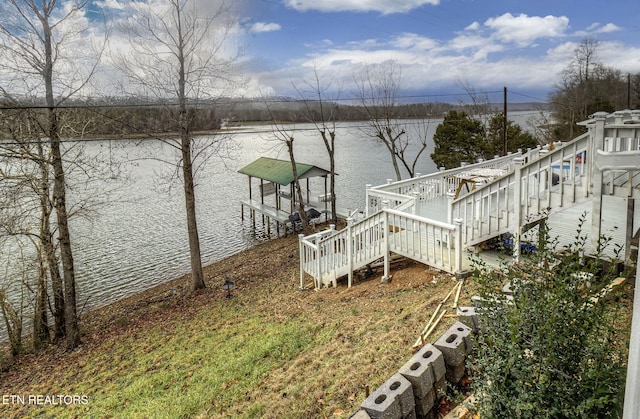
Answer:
[
  {"left": 365, "top": 184, "right": 372, "bottom": 216},
  {"left": 447, "top": 191, "right": 455, "bottom": 224},
  {"left": 381, "top": 200, "right": 391, "bottom": 283},
  {"left": 316, "top": 238, "right": 322, "bottom": 290},
  {"left": 513, "top": 157, "right": 525, "bottom": 261},
  {"left": 591, "top": 113, "right": 607, "bottom": 249},
  {"left": 346, "top": 217, "right": 354, "bottom": 288},
  {"left": 626, "top": 198, "right": 635, "bottom": 261},
  {"left": 454, "top": 218, "right": 464, "bottom": 273},
  {"left": 298, "top": 234, "right": 305, "bottom": 290},
  {"left": 588, "top": 112, "right": 607, "bottom": 196}
]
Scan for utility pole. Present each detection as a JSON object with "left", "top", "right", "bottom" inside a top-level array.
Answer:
[
  {"left": 628, "top": 73, "right": 631, "bottom": 109},
  {"left": 503, "top": 86, "right": 508, "bottom": 156}
]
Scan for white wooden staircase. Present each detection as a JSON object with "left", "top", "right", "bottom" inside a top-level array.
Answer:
[{"left": 299, "top": 110, "right": 640, "bottom": 289}]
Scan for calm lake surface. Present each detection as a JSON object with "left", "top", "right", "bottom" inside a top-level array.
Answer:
[
  {"left": 70, "top": 119, "right": 441, "bottom": 310},
  {"left": 1, "top": 112, "right": 539, "bottom": 339}
]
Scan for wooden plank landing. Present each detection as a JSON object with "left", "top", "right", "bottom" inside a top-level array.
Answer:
[{"left": 240, "top": 199, "right": 291, "bottom": 223}]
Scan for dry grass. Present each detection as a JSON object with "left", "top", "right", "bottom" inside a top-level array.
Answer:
[{"left": 0, "top": 234, "right": 474, "bottom": 418}]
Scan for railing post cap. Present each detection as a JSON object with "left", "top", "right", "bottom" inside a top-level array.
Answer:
[
  {"left": 329, "top": 224, "right": 336, "bottom": 230},
  {"left": 298, "top": 233, "right": 305, "bottom": 239},
  {"left": 590, "top": 111, "right": 608, "bottom": 120},
  {"left": 454, "top": 218, "right": 464, "bottom": 225}
]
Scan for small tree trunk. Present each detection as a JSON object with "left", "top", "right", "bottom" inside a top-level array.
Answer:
[
  {"left": 182, "top": 135, "right": 205, "bottom": 292},
  {"left": 329, "top": 154, "right": 337, "bottom": 224},
  {"left": 0, "top": 290, "right": 22, "bottom": 358},
  {"left": 287, "top": 138, "right": 308, "bottom": 227},
  {"left": 33, "top": 248, "right": 50, "bottom": 351},
  {"left": 50, "top": 117, "right": 80, "bottom": 351},
  {"left": 36, "top": 141, "right": 65, "bottom": 340},
  {"left": 43, "top": 12, "right": 79, "bottom": 351}
]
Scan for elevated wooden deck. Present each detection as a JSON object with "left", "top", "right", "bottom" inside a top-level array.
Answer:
[{"left": 299, "top": 110, "right": 640, "bottom": 288}]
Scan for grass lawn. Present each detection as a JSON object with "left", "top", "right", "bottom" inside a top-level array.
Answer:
[
  {"left": 1, "top": 234, "right": 475, "bottom": 418},
  {"left": 1, "top": 233, "right": 633, "bottom": 418}
]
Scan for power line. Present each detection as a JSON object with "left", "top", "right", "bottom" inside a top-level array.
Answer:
[{"left": 0, "top": 89, "right": 514, "bottom": 110}]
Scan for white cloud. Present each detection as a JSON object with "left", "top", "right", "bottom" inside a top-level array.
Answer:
[
  {"left": 465, "top": 21, "right": 480, "bottom": 31},
  {"left": 391, "top": 33, "right": 438, "bottom": 50},
  {"left": 304, "top": 39, "right": 334, "bottom": 48},
  {"left": 484, "top": 13, "right": 569, "bottom": 47},
  {"left": 574, "top": 22, "right": 622, "bottom": 37},
  {"left": 249, "top": 22, "right": 281, "bottom": 33},
  {"left": 283, "top": 0, "right": 439, "bottom": 14},
  {"left": 347, "top": 38, "right": 384, "bottom": 49},
  {"left": 596, "top": 23, "right": 621, "bottom": 34}
]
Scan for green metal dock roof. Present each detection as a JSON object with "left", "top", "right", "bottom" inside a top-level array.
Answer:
[{"left": 237, "top": 157, "right": 330, "bottom": 185}]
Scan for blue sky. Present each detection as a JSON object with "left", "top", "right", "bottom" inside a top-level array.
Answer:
[
  {"left": 236, "top": 0, "right": 640, "bottom": 102},
  {"left": 90, "top": 0, "right": 640, "bottom": 103}
]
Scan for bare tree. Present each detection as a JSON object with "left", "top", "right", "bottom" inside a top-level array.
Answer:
[
  {"left": 550, "top": 37, "right": 628, "bottom": 140},
  {"left": 262, "top": 105, "right": 309, "bottom": 229},
  {"left": 294, "top": 67, "right": 339, "bottom": 224},
  {"left": 0, "top": 0, "right": 102, "bottom": 350},
  {"left": 353, "top": 61, "right": 429, "bottom": 180},
  {"left": 113, "top": 0, "right": 240, "bottom": 293}
]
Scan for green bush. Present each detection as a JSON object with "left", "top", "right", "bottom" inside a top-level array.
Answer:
[{"left": 470, "top": 216, "right": 628, "bottom": 418}]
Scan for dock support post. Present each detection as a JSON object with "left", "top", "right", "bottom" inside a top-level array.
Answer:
[{"left": 266, "top": 216, "right": 271, "bottom": 238}]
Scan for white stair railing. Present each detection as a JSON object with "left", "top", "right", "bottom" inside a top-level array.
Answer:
[
  {"left": 385, "top": 209, "right": 463, "bottom": 274},
  {"left": 299, "top": 212, "right": 387, "bottom": 289},
  {"left": 450, "top": 133, "right": 591, "bottom": 246}
]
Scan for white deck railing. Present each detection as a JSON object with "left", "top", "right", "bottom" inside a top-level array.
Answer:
[
  {"left": 385, "top": 209, "right": 462, "bottom": 274},
  {"left": 298, "top": 111, "right": 640, "bottom": 289},
  {"left": 366, "top": 153, "right": 522, "bottom": 214},
  {"left": 450, "top": 133, "right": 591, "bottom": 247},
  {"left": 450, "top": 174, "right": 515, "bottom": 246}
]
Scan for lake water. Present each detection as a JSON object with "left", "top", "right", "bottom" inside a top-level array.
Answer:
[
  {"left": 68, "top": 119, "right": 442, "bottom": 311},
  {"left": 1, "top": 112, "right": 540, "bottom": 339}
]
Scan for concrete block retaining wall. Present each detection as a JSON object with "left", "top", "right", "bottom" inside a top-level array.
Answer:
[{"left": 352, "top": 320, "right": 475, "bottom": 419}]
